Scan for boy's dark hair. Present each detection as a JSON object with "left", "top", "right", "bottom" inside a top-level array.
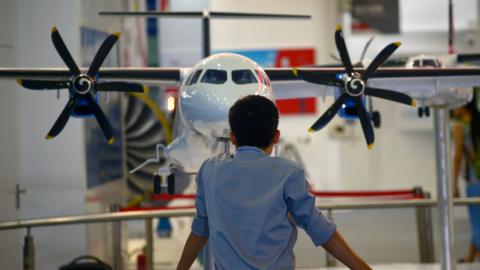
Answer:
[{"left": 229, "top": 95, "right": 279, "bottom": 148}]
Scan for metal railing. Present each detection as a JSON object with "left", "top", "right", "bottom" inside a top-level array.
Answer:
[{"left": 2, "top": 197, "right": 480, "bottom": 270}]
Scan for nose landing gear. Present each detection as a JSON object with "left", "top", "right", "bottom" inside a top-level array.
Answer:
[{"left": 418, "top": 106, "right": 430, "bottom": 118}]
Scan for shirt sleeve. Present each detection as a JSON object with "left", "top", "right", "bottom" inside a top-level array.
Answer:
[
  {"left": 191, "top": 163, "right": 209, "bottom": 237},
  {"left": 285, "top": 168, "right": 336, "bottom": 246}
]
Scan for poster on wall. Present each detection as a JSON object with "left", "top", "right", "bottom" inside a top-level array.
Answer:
[
  {"left": 217, "top": 48, "right": 317, "bottom": 115},
  {"left": 81, "top": 27, "right": 124, "bottom": 189},
  {"left": 351, "top": 0, "right": 399, "bottom": 33}
]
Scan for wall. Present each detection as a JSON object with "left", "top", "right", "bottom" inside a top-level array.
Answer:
[
  {"left": 210, "top": 0, "right": 337, "bottom": 64},
  {"left": 159, "top": 0, "right": 210, "bottom": 66},
  {"left": 0, "top": 0, "right": 22, "bottom": 268},
  {"left": 14, "top": 0, "right": 87, "bottom": 269},
  {"left": 348, "top": 0, "right": 479, "bottom": 59}
]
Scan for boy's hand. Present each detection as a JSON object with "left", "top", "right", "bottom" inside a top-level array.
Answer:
[{"left": 322, "top": 230, "right": 372, "bottom": 270}]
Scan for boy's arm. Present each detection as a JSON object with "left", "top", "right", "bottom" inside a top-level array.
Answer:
[
  {"left": 322, "top": 230, "right": 372, "bottom": 270},
  {"left": 285, "top": 169, "right": 371, "bottom": 269},
  {"left": 177, "top": 232, "right": 208, "bottom": 270}
]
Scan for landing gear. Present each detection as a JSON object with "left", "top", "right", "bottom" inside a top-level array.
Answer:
[
  {"left": 152, "top": 173, "right": 176, "bottom": 195},
  {"left": 153, "top": 174, "right": 162, "bottom": 194},
  {"left": 371, "top": 111, "right": 381, "bottom": 128},
  {"left": 418, "top": 106, "right": 430, "bottom": 118},
  {"left": 167, "top": 174, "right": 175, "bottom": 195}
]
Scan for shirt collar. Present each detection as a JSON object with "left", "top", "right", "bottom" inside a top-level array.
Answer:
[{"left": 236, "top": 146, "right": 266, "bottom": 156}]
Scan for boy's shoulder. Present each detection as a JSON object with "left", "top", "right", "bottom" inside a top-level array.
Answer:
[
  {"left": 200, "top": 152, "right": 303, "bottom": 176},
  {"left": 203, "top": 152, "right": 235, "bottom": 165},
  {"left": 269, "top": 156, "right": 303, "bottom": 173}
]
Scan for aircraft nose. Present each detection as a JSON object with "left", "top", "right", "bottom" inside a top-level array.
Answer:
[{"left": 180, "top": 87, "right": 235, "bottom": 137}]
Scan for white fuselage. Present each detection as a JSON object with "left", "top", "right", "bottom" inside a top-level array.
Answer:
[{"left": 167, "top": 53, "right": 274, "bottom": 172}]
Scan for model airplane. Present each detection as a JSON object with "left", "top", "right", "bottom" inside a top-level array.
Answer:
[{"left": 2, "top": 25, "right": 480, "bottom": 184}]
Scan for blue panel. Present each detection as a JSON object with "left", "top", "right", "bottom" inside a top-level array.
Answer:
[
  {"left": 214, "top": 49, "right": 278, "bottom": 68},
  {"left": 147, "top": 0, "right": 158, "bottom": 36}
]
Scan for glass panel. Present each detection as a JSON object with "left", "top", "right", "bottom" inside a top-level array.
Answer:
[
  {"left": 188, "top": 69, "right": 203, "bottom": 86},
  {"left": 185, "top": 72, "right": 194, "bottom": 86},
  {"left": 200, "top": 69, "right": 227, "bottom": 84},
  {"left": 232, "top": 69, "right": 257, "bottom": 85}
]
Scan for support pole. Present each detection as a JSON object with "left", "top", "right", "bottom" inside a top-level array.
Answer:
[
  {"left": 415, "top": 189, "right": 435, "bottom": 263},
  {"left": 434, "top": 107, "right": 456, "bottom": 270},
  {"left": 202, "top": 11, "right": 211, "bottom": 58},
  {"left": 23, "top": 227, "right": 34, "bottom": 270},
  {"left": 145, "top": 218, "right": 154, "bottom": 270},
  {"left": 110, "top": 204, "right": 122, "bottom": 270}
]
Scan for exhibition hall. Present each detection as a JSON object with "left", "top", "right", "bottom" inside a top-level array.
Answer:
[{"left": 1, "top": 0, "right": 480, "bottom": 269}]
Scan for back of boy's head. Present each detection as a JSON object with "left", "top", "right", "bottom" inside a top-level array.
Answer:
[{"left": 229, "top": 95, "right": 279, "bottom": 148}]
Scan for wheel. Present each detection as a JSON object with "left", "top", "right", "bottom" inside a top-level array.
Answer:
[
  {"left": 418, "top": 107, "right": 424, "bottom": 118},
  {"left": 167, "top": 174, "right": 175, "bottom": 195},
  {"left": 372, "top": 111, "right": 381, "bottom": 128},
  {"left": 153, "top": 174, "right": 162, "bottom": 195},
  {"left": 424, "top": 106, "right": 430, "bottom": 117}
]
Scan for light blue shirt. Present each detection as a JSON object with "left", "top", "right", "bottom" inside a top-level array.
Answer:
[{"left": 191, "top": 146, "right": 336, "bottom": 270}]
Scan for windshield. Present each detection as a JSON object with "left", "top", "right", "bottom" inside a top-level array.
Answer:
[
  {"left": 201, "top": 69, "right": 227, "bottom": 84},
  {"left": 232, "top": 69, "right": 257, "bottom": 85},
  {"left": 188, "top": 69, "right": 203, "bottom": 85}
]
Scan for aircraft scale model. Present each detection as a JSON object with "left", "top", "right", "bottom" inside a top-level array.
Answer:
[{"left": 2, "top": 25, "right": 480, "bottom": 193}]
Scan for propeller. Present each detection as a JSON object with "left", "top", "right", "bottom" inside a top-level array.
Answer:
[
  {"left": 17, "top": 26, "right": 145, "bottom": 144},
  {"left": 294, "top": 25, "right": 416, "bottom": 149},
  {"left": 329, "top": 36, "right": 374, "bottom": 67},
  {"left": 358, "top": 36, "right": 374, "bottom": 66}
]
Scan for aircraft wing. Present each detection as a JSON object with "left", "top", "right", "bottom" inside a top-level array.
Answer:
[
  {"left": 0, "top": 67, "right": 187, "bottom": 86},
  {"left": 265, "top": 67, "right": 480, "bottom": 107}
]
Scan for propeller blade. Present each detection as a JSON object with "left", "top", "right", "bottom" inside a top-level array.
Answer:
[
  {"left": 86, "top": 95, "right": 115, "bottom": 144},
  {"left": 51, "top": 26, "right": 81, "bottom": 76},
  {"left": 293, "top": 68, "right": 342, "bottom": 87},
  {"left": 329, "top": 52, "right": 341, "bottom": 62},
  {"left": 335, "top": 25, "right": 354, "bottom": 74},
  {"left": 353, "top": 97, "right": 375, "bottom": 149},
  {"left": 358, "top": 36, "right": 375, "bottom": 65},
  {"left": 96, "top": 81, "right": 145, "bottom": 92},
  {"left": 364, "top": 42, "right": 401, "bottom": 80},
  {"left": 17, "top": 79, "right": 70, "bottom": 90},
  {"left": 46, "top": 95, "right": 79, "bottom": 139},
  {"left": 365, "top": 87, "right": 416, "bottom": 107},
  {"left": 309, "top": 93, "right": 348, "bottom": 132},
  {"left": 87, "top": 33, "right": 120, "bottom": 77}
]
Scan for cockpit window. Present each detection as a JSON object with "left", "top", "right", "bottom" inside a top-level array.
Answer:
[
  {"left": 232, "top": 69, "right": 257, "bottom": 85},
  {"left": 188, "top": 69, "right": 203, "bottom": 85},
  {"left": 201, "top": 69, "right": 227, "bottom": 84},
  {"left": 185, "top": 72, "right": 195, "bottom": 86}
]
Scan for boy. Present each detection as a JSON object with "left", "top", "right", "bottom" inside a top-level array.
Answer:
[{"left": 177, "top": 95, "right": 371, "bottom": 269}]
